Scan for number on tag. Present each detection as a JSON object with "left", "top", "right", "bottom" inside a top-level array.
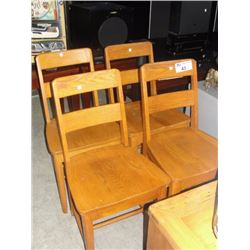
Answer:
[{"left": 175, "top": 61, "right": 192, "bottom": 73}]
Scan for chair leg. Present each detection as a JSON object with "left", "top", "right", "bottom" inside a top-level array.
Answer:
[
  {"left": 142, "top": 203, "right": 150, "bottom": 250},
  {"left": 82, "top": 215, "right": 95, "bottom": 250},
  {"left": 52, "top": 154, "right": 68, "bottom": 213},
  {"left": 67, "top": 189, "right": 75, "bottom": 216}
]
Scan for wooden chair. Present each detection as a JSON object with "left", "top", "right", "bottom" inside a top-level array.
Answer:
[
  {"left": 35, "top": 49, "right": 121, "bottom": 213},
  {"left": 140, "top": 59, "right": 218, "bottom": 196},
  {"left": 105, "top": 41, "right": 190, "bottom": 150},
  {"left": 52, "top": 69, "right": 171, "bottom": 249}
]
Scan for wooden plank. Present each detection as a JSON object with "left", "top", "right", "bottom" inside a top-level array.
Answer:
[
  {"left": 36, "top": 48, "right": 94, "bottom": 70},
  {"left": 62, "top": 103, "right": 122, "bottom": 132},
  {"left": 141, "top": 59, "right": 195, "bottom": 82},
  {"left": 52, "top": 69, "right": 120, "bottom": 98},
  {"left": 105, "top": 41, "right": 152, "bottom": 60},
  {"left": 120, "top": 69, "right": 139, "bottom": 85},
  {"left": 94, "top": 207, "right": 143, "bottom": 229},
  {"left": 148, "top": 90, "right": 195, "bottom": 113}
]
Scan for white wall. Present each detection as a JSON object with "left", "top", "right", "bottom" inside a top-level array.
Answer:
[
  {"left": 198, "top": 82, "right": 218, "bottom": 138},
  {"left": 186, "top": 81, "right": 218, "bottom": 138}
]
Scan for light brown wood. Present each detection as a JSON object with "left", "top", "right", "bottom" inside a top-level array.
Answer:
[
  {"left": 125, "top": 101, "right": 191, "bottom": 148},
  {"left": 52, "top": 69, "right": 129, "bottom": 163},
  {"left": 140, "top": 59, "right": 217, "bottom": 195},
  {"left": 93, "top": 207, "right": 143, "bottom": 230},
  {"left": 52, "top": 69, "right": 171, "bottom": 250},
  {"left": 148, "top": 128, "right": 218, "bottom": 194},
  {"left": 62, "top": 104, "right": 122, "bottom": 132},
  {"left": 35, "top": 49, "right": 121, "bottom": 213},
  {"left": 120, "top": 69, "right": 139, "bottom": 85},
  {"left": 36, "top": 48, "right": 97, "bottom": 123},
  {"left": 52, "top": 154, "right": 67, "bottom": 212},
  {"left": 105, "top": 41, "right": 190, "bottom": 150},
  {"left": 46, "top": 120, "right": 121, "bottom": 156},
  {"left": 147, "top": 181, "right": 218, "bottom": 250},
  {"left": 82, "top": 215, "right": 95, "bottom": 250},
  {"left": 148, "top": 90, "right": 195, "bottom": 114}
]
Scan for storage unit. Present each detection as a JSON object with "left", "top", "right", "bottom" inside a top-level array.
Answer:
[{"left": 32, "top": 0, "right": 67, "bottom": 63}]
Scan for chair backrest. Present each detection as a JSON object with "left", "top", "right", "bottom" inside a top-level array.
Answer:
[
  {"left": 52, "top": 69, "right": 129, "bottom": 165},
  {"left": 104, "top": 41, "right": 156, "bottom": 103},
  {"left": 140, "top": 59, "right": 198, "bottom": 144},
  {"left": 36, "top": 48, "right": 97, "bottom": 124}
]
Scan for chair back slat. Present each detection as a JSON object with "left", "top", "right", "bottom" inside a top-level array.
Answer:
[
  {"left": 62, "top": 104, "right": 122, "bottom": 133},
  {"left": 53, "top": 70, "right": 119, "bottom": 98},
  {"left": 105, "top": 41, "right": 153, "bottom": 61},
  {"left": 140, "top": 60, "right": 194, "bottom": 82},
  {"left": 148, "top": 90, "right": 195, "bottom": 114},
  {"left": 35, "top": 48, "right": 96, "bottom": 123},
  {"left": 52, "top": 69, "right": 129, "bottom": 162},
  {"left": 140, "top": 59, "right": 198, "bottom": 146},
  {"left": 120, "top": 69, "right": 139, "bottom": 86},
  {"left": 36, "top": 48, "right": 94, "bottom": 69}
]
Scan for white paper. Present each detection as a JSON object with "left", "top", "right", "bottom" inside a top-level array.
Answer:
[{"left": 175, "top": 60, "right": 193, "bottom": 73}]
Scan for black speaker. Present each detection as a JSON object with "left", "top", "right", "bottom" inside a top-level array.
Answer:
[
  {"left": 169, "top": 1, "right": 213, "bottom": 35},
  {"left": 67, "top": 2, "right": 134, "bottom": 50}
]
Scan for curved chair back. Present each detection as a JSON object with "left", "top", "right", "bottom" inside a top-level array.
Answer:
[
  {"left": 52, "top": 69, "right": 129, "bottom": 165},
  {"left": 36, "top": 48, "right": 96, "bottom": 123},
  {"left": 105, "top": 41, "right": 156, "bottom": 103},
  {"left": 140, "top": 59, "right": 198, "bottom": 144}
]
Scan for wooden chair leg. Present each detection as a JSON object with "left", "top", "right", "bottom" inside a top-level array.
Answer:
[
  {"left": 67, "top": 189, "right": 75, "bottom": 216},
  {"left": 52, "top": 155, "right": 68, "bottom": 213},
  {"left": 143, "top": 203, "right": 150, "bottom": 250},
  {"left": 82, "top": 215, "right": 95, "bottom": 250}
]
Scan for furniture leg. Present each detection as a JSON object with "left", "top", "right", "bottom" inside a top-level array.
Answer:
[
  {"left": 52, "top": 154, "right": 68, "bottom": 213},
  {"left": 67, "top": 188, "right": 75, "bottom": 216},
  {"left": 143, "top": 204, "right": 150, "bottom": 250},
  {"left": 82, "top": 215, "right": 95, "bottom": 250}
]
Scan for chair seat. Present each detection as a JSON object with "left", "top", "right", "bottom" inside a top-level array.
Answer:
[
  {"left": 125, "top": 101, "right": 190, "bottom": 146},
  {"left": 67, "top": 144, "right": 171, "bottom": 218},
  {"left": 46, "top": 119, "right": 121, "bottom": 155},
  {"left": 148, "top": 127, "right": 218, "bottom": 194}
]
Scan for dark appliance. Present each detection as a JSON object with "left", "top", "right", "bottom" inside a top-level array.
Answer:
[
  {"left": 166, "top": 1, "right": 213, "bottom": 62},
  {"left": 66, "top": 1, "right": 134, "bottom": 60}
]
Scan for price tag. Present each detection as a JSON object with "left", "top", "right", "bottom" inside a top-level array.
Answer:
[{"left": 175, "top": 60, "right": 192, "bottom": 73}]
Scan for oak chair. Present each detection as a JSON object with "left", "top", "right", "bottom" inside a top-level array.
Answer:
[
  {"left": 104, "top": 41, "right": 190, "bottom": 151},
  {"left": 140, "top": 59, "right": 218, "bottom": 195},
  {"left": 52, "top": 69, "right": 171, "bottom": 249},
  {"left": 35, "top": 49, "right": 121, "bottom": 213}
]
